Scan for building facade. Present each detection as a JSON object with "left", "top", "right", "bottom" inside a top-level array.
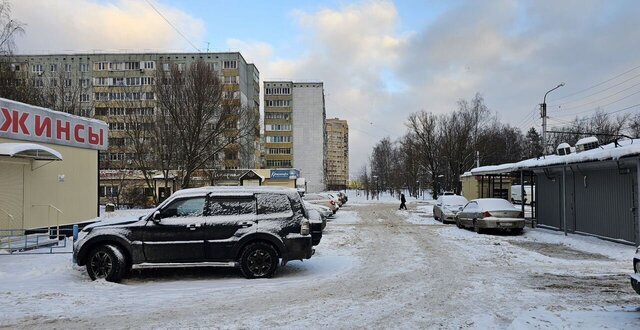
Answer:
[
  {"left": 264, "top": 81, "right": 326, "bottom": 192},
  {"left": 325, "top": 118, "right": 349, "bottom": 190},
  {"left": 0, "top": 97, "right": 108, "bottom": 231},
  {"left": 5, "top": 52, "right": 261, "bottom": 171}
]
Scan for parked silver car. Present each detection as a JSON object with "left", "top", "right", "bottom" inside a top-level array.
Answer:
[
  {"left": 455, "top": 198, "right": 525, "bottom": 234},
  {"left": 304, "top": 193, "right": 339, "bottom": 213},
  {"left": 433, "top": 195, "right": 468, "bottom": 223}
]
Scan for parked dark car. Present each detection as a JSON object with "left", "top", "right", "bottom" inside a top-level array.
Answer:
[
  {"left": 73, "top": 187, "right": 319, "bottom": 283},
  {"left": 631, "top": 246, "right": 640, "bottom": 294}
]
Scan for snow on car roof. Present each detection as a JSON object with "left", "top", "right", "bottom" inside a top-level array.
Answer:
[
  {"left": 441, "top": 195, "right": 468, "bottom": 205},
  {"left": 471, "top": 198, "right": 518, "bottom": 210},
  {"left": 468, "top": 138, "right": 640, "bottom": 175},
  {"left": 170, "top": 186, "right": 300, "bottom": 199}
]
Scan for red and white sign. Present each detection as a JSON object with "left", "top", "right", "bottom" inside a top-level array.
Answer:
[{"left": 0, "top": 98, "right": 108, "bottom": 151}]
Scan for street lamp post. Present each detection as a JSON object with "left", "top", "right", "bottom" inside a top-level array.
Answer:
[{"left": 541, "top": 83, "right": 565, "bottom": 154}]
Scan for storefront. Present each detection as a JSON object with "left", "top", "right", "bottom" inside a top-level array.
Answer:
[{"left": 0, "top": 98, "right": 108, "bottom": 231}]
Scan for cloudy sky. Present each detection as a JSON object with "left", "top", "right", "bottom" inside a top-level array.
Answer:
[{"left": 11, "top": 0, "right": 640, "bottom": 176}]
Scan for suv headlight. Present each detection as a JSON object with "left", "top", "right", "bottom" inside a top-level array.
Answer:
[
  {"left": 635, "top": 259, "right": 640, "bottom": 273},
  {"left": 301, "top": 219, "right": 310, "bottom": 236}
]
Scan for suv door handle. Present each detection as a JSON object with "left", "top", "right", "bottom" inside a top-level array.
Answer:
[
  {"left": 239, "top": 222, "right": 253, "bottom": 228},
  {"left": 186, "top": 223, "right": 201, "bottom": 230}
]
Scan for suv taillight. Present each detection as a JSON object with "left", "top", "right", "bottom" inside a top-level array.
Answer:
[
  {"left": 301, "top": 219, "right": 310, "bottom": 236},
  {"left": 482, "top": 211, "right": 492, "bottom": 218},
  {"left": 330, "top": 200, "right": 335, "bottom": 205}
]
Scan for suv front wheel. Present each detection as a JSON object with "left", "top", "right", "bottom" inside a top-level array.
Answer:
[
  {"left": 86, "top": 244, "right": 127, "bottom": 282},
  {"left": 240, "top": 242, "right": 278, "bottom": 279}
]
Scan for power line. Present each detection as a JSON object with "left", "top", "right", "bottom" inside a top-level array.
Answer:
[
  {"left": 551, "top": 79, "right": 640, "bottom": 112},
  {"left": 145, "top": 0, "right": 201, "bottom": 52},
  {"left": 548, "top": 63, "right": 640, "bottom": 103},
  {"left": 554, "top": 89, "right": 640, "bottom": 119}
]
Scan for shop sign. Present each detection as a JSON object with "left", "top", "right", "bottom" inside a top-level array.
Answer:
[{"left": 0, "top": 98, "right": 108, "bottom": 150}]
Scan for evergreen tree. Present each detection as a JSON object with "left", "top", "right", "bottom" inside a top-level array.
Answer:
[{"left": 524, "top": 127, "right": 543, "bottom": 159}]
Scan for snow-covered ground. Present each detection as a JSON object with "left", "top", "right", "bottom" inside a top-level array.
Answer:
[{"left": 1, "top": 202, "right": 639, "bottom": 329}]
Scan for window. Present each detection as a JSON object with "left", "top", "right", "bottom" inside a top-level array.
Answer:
[
  {"left": 223, "top": 60, "right": 237, "bottom": 69},
  {"left": 64, "top": 79, "right": 72, "bottom": 87},
  {"left": 143, "top": 61, "right": 155, "bottom": 69},
  {"left": 11, "top": 63, "right": 20, "bottom": 71},
  {"left": 208, "top": 197, "right": 255, "bottom": 216},
  {"left": 223, "top": 76, "right": 239, "bottom": 84},
  {"left": 265, "top": 112, "right": 290, "bottom": 120},
  {"left": 99, "top": 186, "right": 119, "bottom": 197},
  {"left": 266, "top": 160, "right": 292, "bottom": 167},
  {"left": 225, "top": 152, "right": 238, "bottom": 160},
  {"left": 109, "top": 62, "right": 124, "bottom": 71},
  {"left": 32, "top": 64, "right": 43, "bottom": 73},
  {"left": 79, "top": 63, "right": 90, "bottom": 72},
  {"left": 94, "top": 77, "right": 111, "bottom": 86},
  {"left": 256, "top": 194, "right": 292, "bottom": 215},
  {"left": 176, "top": 63, "right": 185, "bottom": 72},
  {"left": 267, "top": 148, "right": 291, "bottom": 155},
  {"left": 265, "top": 124, "right": 291, "bottom": 131},
  {"left": 33, "top": 78, "right": 43, "bottom": 87},
  {"left": 79, "top": 78, "right": 90, "bottom": 87},
  {"left": 161, "top": 197, "right": 205, "bottom": 218},
  {"left": 265, "top": 99, "right": 291, "bottom": 107},
  {"left": 94, "top": 62, "right": 108, "bottom": 71},
  {"left": 162, "top": 63, "right": 170, "bottom": 71},
  {"left": 64, "top": 93, "right": 72, "bottom": 102},
  {"left": 49, "top": 78, "right": 57, "bottom": 87},
  {"left": 114, "top": 77, "right": 125, "bottom": 86},
  {"left": 266, "top": 136, "right": 292, "bottom": 143},
  {"left": 124, "top": 61, "right": 140, "bottom": 70},
  {"left": 265, "top": 87, "right": 291, "bottom": 95},
  {"left": 108, "top": 152, "right": 126, "bottom": 161},
  {"left": 64, "top": 64, "right": 72, "bottom": 72},
  {"left": 141, "top": 77, "right": 154, "bottom": 85},
  {"left": 50, "top": 64, "right": 57, "bottom": 72}
]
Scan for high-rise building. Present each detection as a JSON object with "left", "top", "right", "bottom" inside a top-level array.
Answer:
[
  {"left": 264, "top": 81, "right": 326, "bottom": 192},
  {"left": 4, "top": 52, "right": 261, "bottom": 170},
  {"left": 326, "top": 118, "right": 349, "bottom": 190}
]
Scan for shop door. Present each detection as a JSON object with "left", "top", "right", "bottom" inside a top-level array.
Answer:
[{"left": 0, "top": 163, "right": 24, "bottom": 230}]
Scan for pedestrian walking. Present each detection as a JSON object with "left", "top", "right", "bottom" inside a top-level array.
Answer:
[{"left": 399, "top": 193, "right": 407, "bottom": 210}]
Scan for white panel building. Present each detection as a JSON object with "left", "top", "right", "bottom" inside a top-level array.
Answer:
[{"left": 292, "top": 83, "right": 326, "bottom": 192}]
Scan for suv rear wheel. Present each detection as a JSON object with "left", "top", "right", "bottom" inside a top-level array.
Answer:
[
  {"left": 240, "top": 242, "right": 278, "bottom": 279},
  {"left": 86, "top": 244, "right": 127, "bottom": 283}
]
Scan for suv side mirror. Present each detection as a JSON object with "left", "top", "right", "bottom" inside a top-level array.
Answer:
[{"left": 152, "top": 210, "right": 161, "bottom": 223}]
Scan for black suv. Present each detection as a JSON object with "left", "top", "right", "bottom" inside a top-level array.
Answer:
[{"left": 74, "top": 187, "right": 320, "bottom": 282}]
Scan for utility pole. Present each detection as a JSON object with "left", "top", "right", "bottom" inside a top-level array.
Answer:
[
  {"left": 476, "top": 151, "right": 480, "bottom": 168},
  {"left": 541, "top": 83, "right": 565, "bottom": 154}
]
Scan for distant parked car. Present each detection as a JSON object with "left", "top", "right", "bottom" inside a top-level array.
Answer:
[
  {"left": 455, "top": 198, "right": 525, "bottom": 234},
  {"left": 631, "top": 246, "right": 640, "bottom": 295},
  {"left": 320, "top": 193, "right": 343, "bottom": 207},
  {"left": 304, "top": 193, "right": 339, "bottom": 213},
  {"left": 433, "top": 195, "right": 468, "bottom": 223},
  {"left": 327, "top": 191, "right": 348, "bottom": 204},
  {"left": 73, "top": 187, "right": 319, "bottom": 283}
]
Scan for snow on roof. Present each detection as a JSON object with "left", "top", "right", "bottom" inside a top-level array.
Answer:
[
  {"left": 469, "top": 138, "right": 640, "bottom": 175},
  {"left": 0, "top": 142, "right": 62, "bottom": 160}
]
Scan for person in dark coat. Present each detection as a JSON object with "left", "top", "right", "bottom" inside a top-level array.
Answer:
[{"left": 399, "top": 193, "right": 407, "bottom": 210}]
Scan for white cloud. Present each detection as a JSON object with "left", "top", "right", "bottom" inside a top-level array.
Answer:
[{"left": 12, "top": 0, "right": 205, "bottom": 53}]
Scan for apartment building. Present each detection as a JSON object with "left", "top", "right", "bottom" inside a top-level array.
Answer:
[
  {"left": 4, "top": 52, "right": 261, "bottom": 171},
  {"left": 326, "top": 118, "right": 349, "bottom": 190},
  {"left": 264, "top": 81, "right": 326, "bottom": 192}
]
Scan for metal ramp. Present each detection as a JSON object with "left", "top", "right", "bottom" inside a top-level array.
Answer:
[{"left": 0, "top": 230, "right": 69, "bottom": 254}]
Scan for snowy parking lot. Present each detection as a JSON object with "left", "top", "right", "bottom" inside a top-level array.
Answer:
[{"left": 1, "top": 195, "right": 640, "bottom": 329}]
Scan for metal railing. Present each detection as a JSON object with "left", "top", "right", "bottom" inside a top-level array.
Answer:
[{"left": 32, "top": 204, "right": 63, "bottom": 239}]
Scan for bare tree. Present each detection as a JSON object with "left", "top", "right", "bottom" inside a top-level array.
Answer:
[
  {"left": 155, "top": 59, "right": 258, "bottom": 188},
  {"left": 0, "top": 1, "right": 23, "bottom": 55}
]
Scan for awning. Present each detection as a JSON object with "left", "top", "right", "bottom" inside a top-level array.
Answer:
[{"left": 0, "top": 143, "right": 63, "bottom": 161}]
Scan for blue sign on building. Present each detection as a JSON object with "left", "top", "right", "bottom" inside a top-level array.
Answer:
[{"left": 270, "top": 168, "right": 300, "bottom": 180}]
